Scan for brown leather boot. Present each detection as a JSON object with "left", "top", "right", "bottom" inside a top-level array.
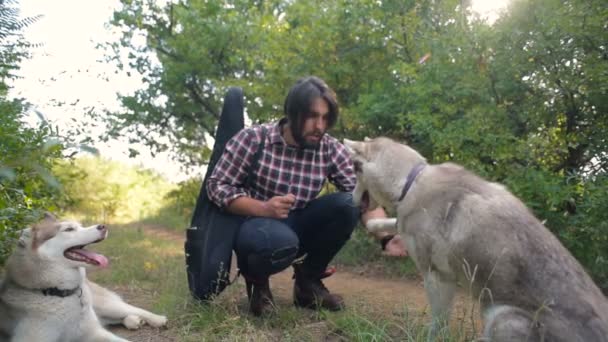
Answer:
[
  {"left": 293, "top": 265, "right": 344, "bottom": 311},
  {"left": 245, "top": 276, "right": 275, "bottom": 317}
]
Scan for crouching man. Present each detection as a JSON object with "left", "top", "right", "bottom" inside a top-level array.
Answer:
[{"left": 207, "top": 76, "right": 400, "bottom": 316}]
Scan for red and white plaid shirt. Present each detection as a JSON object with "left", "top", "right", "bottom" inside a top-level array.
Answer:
[{"left": 207, "top": 119, "right": 356, "bottom": 209}]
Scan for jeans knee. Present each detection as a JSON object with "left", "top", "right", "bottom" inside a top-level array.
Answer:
[
  {"left": 245, "top": 244, "right": 298, "bottom": 277},
  {"left": 331, "top": 193, "right": 359, "bottom": 233},
  {"left": 236, "top": 219, "right": 299, "bottom": 277}
]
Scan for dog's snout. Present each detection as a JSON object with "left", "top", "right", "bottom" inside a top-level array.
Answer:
[{"left": 97, "top": 224, "right": 107, "bottom": 231}]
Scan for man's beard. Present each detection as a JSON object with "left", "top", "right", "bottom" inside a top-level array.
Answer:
[
  {"left": 288, "top": 119, "right": 324, "bottom": 148},
  {"left": 293, "top": 129, "right": 324, "bottom": 149}
]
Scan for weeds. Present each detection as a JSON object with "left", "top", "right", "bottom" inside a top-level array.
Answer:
[{"left": 89, "top": 222, "right": 478, "bottom": 341}]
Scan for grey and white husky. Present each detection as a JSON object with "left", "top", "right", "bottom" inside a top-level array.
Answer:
[
  {"left": 344, "top": 137, "right": 608, "bottom": 342},
  {"left": 0, "top": 214, "right": 167, "bottom": 342}
]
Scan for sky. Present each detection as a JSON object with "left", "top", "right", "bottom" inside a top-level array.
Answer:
[
  {"left": 11, "top": 0, "right": 510, "bottom": 182},
  {"left": 11, "top": 0, "right": 194, "bottom": 181},
  {"left": 471, "top": 0, "right": 511, "bottom": 22}
]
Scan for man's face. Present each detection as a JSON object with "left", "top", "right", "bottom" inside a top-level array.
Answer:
[{"left": 294, "top": 96, "right": 329, "bottom": 148}]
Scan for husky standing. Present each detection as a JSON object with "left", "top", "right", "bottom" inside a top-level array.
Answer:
[{"left": 344, "top": 137, "right": 608, "bottom": 342}]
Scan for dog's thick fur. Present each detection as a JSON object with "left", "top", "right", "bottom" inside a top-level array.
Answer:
[
  {"left": 345, "top": 137, "right": 608, "bottom": 342},
  {"left": 0, "top": 214, "right": 167, "bottom": 342}
]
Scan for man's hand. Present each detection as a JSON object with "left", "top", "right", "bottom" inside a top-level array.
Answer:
[
  {"left": 263, "top": 194, "right": 296, "bottom": 219},
  {"left": 361, "top": 207, "right": 408, "bottom": 257},
  {"left": 382, "top": 234, "right": 408, "bottom": 257}
]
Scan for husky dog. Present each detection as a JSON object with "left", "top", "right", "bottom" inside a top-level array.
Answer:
[
  {"left": 0, "top": 214, "right": 167, "bottom": 342},
  {"left": 344, "top": 137, "right": 608, "bottom": 342}
]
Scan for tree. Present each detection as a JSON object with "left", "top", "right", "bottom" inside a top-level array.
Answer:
[
  {"left": 104, "top": 0, "right": 607, "bottom": 288},
  {"left": 103, "top": 0, "right": 277, "bottom": 165},
  {"left": 0, "top": 0, "right": 63, "bottom": 263},
  {"left": 490, "top": 0, "right": 608, "bottom": 288},
  {"left": 104, "top": 0, "right": 413, "bottom": 163}
]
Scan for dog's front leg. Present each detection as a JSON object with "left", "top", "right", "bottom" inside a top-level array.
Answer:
[
  {"left": 424, "top": 270, "right": 456, "bottom": 341},
  {"left": 365, "top": 217, "right": 397, "bottom": 233}
]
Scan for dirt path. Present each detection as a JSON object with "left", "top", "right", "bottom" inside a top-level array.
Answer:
[
  {"left": 141, "top": 224, "right": 472, "bottom": 314},
  {"left": 110, "top": 225, "right": 477, "bottom": 341}
]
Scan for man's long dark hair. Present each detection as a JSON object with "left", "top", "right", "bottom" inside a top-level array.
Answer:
[{"left": 283, "top": 76, "right": 339, "bottom": 146}]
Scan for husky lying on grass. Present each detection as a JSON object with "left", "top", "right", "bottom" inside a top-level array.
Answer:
[
  {"left": 0, "top": 214, "right": 167, "bottom": 342},
  {"left": 345, "top": 137, "right": 608, "bottom": 342}
]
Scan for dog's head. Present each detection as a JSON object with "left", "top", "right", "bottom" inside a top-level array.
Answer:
[
  {"left": 344, "top": 137, "right": 426, "bottom": 212},
  {"left": 17, "top": 212, "right": 109, "bottom": 269},
  {"left": 344, "top": 137, "right": 379, "bottom": 212}
]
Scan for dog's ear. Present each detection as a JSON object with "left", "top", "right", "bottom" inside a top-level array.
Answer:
[
  {"left": 343, "top": 139, "right": 367, "bottom": 158},
  {"left": 17, "top": 229, "right": 31, "bottom": 248},
  {"left": 31, "top": 216, "right": 60, "bottom": 250},
  {"left": 43, "top": 212, "right": 57, "bottom": 222}
]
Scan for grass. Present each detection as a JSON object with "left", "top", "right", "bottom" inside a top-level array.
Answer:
[
  {"left": 87, "top": 221, "right": 476, "bottom": 341},
  {"left": 140, "top": 205, "right": 191, "bottom": 232}
]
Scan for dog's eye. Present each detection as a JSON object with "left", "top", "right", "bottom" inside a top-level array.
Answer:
[{"left": 64, "top": 227, "right": 75, "bottom": 232}]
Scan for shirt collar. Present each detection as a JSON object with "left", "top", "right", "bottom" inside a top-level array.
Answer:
[{"left": 268, "top": 119, "right": 286, "bottom": 145}]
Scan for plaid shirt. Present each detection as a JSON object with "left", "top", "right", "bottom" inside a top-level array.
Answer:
[{"left": 207, "top": 119, "right": 356, "bottom": 209}]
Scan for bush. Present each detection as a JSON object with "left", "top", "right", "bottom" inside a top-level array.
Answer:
[
  {"left": 506, "top": 169, "right": 608, "bottom": 292},
  {"left": 0, "top": 107, "right": 63, "bottom": 264},
  {"left": 53, "top": 157, "right": 177, "bottom": 224},
  {"left": 0, "top": 0, "right": 59, "bottom": 265},
  {"left": 144, "top": 177, "right": 201, "bottom": 230}
]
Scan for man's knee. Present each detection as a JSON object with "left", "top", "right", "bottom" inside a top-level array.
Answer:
[
  {"left": 236, "top": 218, "right": 299, "bottom": 277},
  {"left": 326, "top": 192, "right": 359, "bottom": 232},
  {"left": 245, "top": 244, "right": 298, "bottom": 277}
]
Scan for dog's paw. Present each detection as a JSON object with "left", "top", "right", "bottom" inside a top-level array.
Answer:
[
  {"left": 365, "top": 218, "right": 397, "bottom": 232},
  {"left": 145, "top": 314, "right": 168, "bottom": 328},
  {"left": 123, "top": 315, "right": 143, "bottom": 330}
]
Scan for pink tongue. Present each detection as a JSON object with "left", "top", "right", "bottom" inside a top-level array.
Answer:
[{"left": 77, "top": 249, "right": 109, "bottom": 268}]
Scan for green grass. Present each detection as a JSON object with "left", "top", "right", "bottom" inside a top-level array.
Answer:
[
  {"left": 140, "top": 205, "right": 191, "bottom": 232},
  {"left": 88, "top": 222, "right": 474, "bottom": 341}
]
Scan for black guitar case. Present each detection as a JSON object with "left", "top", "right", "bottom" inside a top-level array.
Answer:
[{"left": 184, "top": 87, "right": 246, "bottom": 301}]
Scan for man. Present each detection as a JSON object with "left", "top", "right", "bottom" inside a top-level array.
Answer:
[{"left": 207, "top": 76, "right": 403, "bottom": 317}]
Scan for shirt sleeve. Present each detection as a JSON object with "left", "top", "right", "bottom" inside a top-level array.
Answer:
[
  {"left": 206, "top": 127, "right": 259, "bottom": 208},
  {"left": 327, "top": 139, "right": 357, "bottom": 192}
]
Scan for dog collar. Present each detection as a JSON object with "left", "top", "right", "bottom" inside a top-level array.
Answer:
[
  {"left": 398, "top": 163, "right": 426, "bottom": 201},
  {"left": 41, "top": 286, "right": 81, "bottom": 298}
]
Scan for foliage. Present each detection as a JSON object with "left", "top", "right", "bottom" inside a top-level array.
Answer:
[
  {"left": 575, "top": 175, "right": 608, "bottom": 289},
  {"left": 53, "top": 157, "right": 177, "bottom": 224},
  {"left": 0, "top": 107, "right": 65, "bottom": 263},
  {"left": 104, "top": 0, "right": 608, "bottom": 287},
  {"left": 0, "top": 0, "right": 40, "bottom": 89},
  {"left": 0, "top": 0, "right": 61, "bottom": 264},
  {"left": 143, "top": 177, "right": 201, "bottom": 230}
]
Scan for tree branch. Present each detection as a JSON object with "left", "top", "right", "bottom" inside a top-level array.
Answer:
[{"left": 184, "top": 76, "right": 219, "bottom": 120}]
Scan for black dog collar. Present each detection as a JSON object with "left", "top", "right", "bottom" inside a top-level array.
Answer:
[
  {"left": 398, "top": 163, "right": 426, "bottom": 201},
  {"left": 41, "top": 286, "right": 81, "bottom": 298}
]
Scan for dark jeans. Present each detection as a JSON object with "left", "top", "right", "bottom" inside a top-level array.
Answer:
[{"left": 235, "top": 192, "right": 360, "bottom": 279}]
